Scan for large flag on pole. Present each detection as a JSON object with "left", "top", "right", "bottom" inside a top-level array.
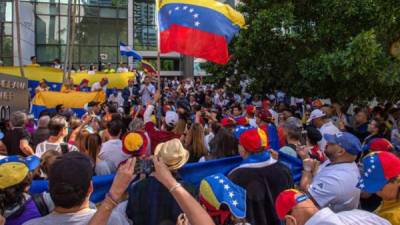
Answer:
[
  {"left": 158, "top": 0, "right": 245, "bottom": 64},
  {"left": 120, "top": 42, "right": 142, "bottom": 60}
]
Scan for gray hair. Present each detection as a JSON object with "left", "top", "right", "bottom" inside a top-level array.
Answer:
[
  {"left": 283, "top": 117, "right": 303, "bottom": 133},
  {"left": 38, "top": 115, "right": 51, "bottom": 128},
  {"left": 10, "top": 111, "right": 27, "bottom": 127},
  {"left": 129, "top": 118, "right": 144, "bottom": 132}
]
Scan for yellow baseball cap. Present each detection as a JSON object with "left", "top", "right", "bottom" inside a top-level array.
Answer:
[{"left": 0, "top": 156, "right": 40, "bottom": 189}]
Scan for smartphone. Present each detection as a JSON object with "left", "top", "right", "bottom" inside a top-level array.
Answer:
[
  {"left": 134, "top": 159, "right": 155, "bottom": 175},
  {"left": 300, "top": 130, "right": 308, "bottom": 146}
]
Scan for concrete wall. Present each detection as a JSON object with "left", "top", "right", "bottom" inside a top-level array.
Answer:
[{"left": 13, "top": 1, "right": 35, "bottom": 66}]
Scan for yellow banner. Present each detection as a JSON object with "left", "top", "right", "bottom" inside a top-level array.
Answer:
[{"left": 32, "top": 91, "right": 106, "bottom": 108}]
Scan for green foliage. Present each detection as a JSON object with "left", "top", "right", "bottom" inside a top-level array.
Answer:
[{"left": 205, "top": 0, "right": 400, "bottom": 102}]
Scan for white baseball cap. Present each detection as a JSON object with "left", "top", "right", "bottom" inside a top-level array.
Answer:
[
  {"left": 307, "top": 109, "right": 326, "bottom": 123},
  {"left": 165, "top": 111, "right": 179, "bottom": 127}
]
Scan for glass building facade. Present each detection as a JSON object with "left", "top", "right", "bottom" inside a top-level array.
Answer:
[{"left": 0, "top": 1, "right": 13, "bottom": 66}]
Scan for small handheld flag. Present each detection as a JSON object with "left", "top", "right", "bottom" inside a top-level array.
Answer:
[
  {"left": 141, "top": 60, "right": 157, "bottom": 75},
  {"left": 120, "top": 42, "right": 142, "bottom": 61}
]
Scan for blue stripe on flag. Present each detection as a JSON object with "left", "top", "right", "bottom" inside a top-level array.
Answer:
[{"left": 120, "top": 42, "right": 142, "bottom": 60}]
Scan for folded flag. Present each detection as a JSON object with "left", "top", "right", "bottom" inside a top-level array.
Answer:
[
  {"left": 141, "top": 60, "right": 157, "bottom": 75},
  {"left": 120, "top": 42, "right": 142, "bottom": 61},
  {"left": 158, "top": 0, "right": 245, "bottom": 64}
]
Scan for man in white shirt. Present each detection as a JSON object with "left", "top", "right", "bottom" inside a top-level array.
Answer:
[
  {"left": 35, "top": 116, "right": 78, "bottom": 157},
  {"left": 139, "top": 76, "right": 155, "bottom": 106},
  {"left": 275, "top": 189, "right": 390, "bottom": 225},
  {"left": 91, "top": 77, "right": 108, "bottom": 92},
  {"left": 300, "top": 132, "right": 362, "bottom": 213},
  {"left": 99, "top": 120, "right": 130, "bottom": 168},
  {"left": 308, "top": 109, "right": 340, "bottom": 151}
]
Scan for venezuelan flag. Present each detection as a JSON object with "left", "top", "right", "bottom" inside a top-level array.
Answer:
[
  {"left": 31, "top": 91, "right": 106, "bottom": 118},
  {"left": 158, "top": 0, "right": 245, "bottom": 64},
  {"left": 141, "top": 60, "right": 157, "bottom": 75}
]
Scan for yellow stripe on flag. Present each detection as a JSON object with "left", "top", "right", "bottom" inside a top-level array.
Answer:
[
  {"left": 32, "top": 91, "right": 106, "bottom": 109},
  {"left": 159, "top": 0, "right": 245, "bottom": 28}
]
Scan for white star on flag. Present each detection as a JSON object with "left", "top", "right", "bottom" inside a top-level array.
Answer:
[
  {"left": 367, "top": 168, "right": 372, "bottom": 173},
  {"left": 224, "top": 184, "right": 230, "bottom": 190},
  {"left": 359, "top": 184, "right": 365, "bottom": 188},
  {"left": 175, "top": 6, "right": 180, "bottom": 10},
  {"left": 193, "top": 13, "right": 199, "bottom": 18},
  {"left": 214, "top": 176, "right": 219, "bottom": 179},
  {"left": 194, "top": 21, "right": 200, "bottom": 27},
  {"left": 229, "top": 192, "right": 234, "bottom": 198},
  {"left": 371, "top": 165, "right": 375, "bottom": 169},
  {"left": 219, "top": 179, "right": 224, "bottom": 184},
  {"left": 189, "top": 8, "right": 194, "bottom": 13},
  {"left": 183, "top": 6, "right": 188, "bottom": 10},
  {"left": 168, "top": 10, "right": 172, "bottom": 15},
  {"left": 364, "top": 172, "right": 368, "bottom": 177},
  {"left": 232, "top": 200, "right": 238, "bottom": 206}
]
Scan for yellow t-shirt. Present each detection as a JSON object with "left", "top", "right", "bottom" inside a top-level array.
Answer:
[
  {"left": 375, "top": 200, "right": 400, "bottom": 224},
  {"left": 26, "top": 63, "right": 40, "bottom": 67}
]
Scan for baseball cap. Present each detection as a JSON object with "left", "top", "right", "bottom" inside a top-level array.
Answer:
[
  {"left": 246, "top": 105, "right": 256, "bottom": 115},
  {"left": 122, "top": 131, "right": 148, "bottom": 157},
  {"left": 235, "top": 116, "right": 249, "bottom": 126},
  {"left": 199, "top": 174, "right": 246, "bottom": 223},
  {"left": 239, "top": 128, "right": 269, "bottom": 153},
  {"left": 367, "top": 138, "right": 394, "bottom": 152},
  {"left": 307, "top": 109, "right": 326, "bottom": 123},
  {"left": 324, "top": 132, "right": 362, "bottom": 155},
  {"left": 220, "top": 117, "right": 236, "bottom": 127},
  {"left": 275, "top": 189, "right": 309, "bottom": 220},
  {"left": 0, "top": 155, "right": 40, "bottom": 189},
  {"left": 48, "top": 152, "right": 93, "bottom": 197},
  {"left": 358, "top": 151, "right": 400, "bottom": 193},
  {"left": 165, "top": 111, "right": 179, "bottom": 127},
  {"left": 257, "top": 109, "right": 272, "bottom": 122}
]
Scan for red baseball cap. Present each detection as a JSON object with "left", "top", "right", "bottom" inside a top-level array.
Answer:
[
  {"left": 220, "top": 117, "right": 236, "bottom": 127},
  {"left": 257, "top": 109, "right": 272, "bottom": 122},
  {"left": 236, "top": 116, "right": 249, "bottom": 126},
  {"left": 239, "top": 128, "right": 269, "bottom": 152},
  {"left": 275, "top": 189, "right": 309, "bottom": 220},
  {"left": 369, "top": 138, "right": 394, "bottom": 152},
  {"left": 246, "top": 105, "right": 256, "bottom": 115}
]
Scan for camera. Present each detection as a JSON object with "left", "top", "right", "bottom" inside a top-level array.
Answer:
[{"left": 134, "top": 159, "right": 155, "bottom": 175}]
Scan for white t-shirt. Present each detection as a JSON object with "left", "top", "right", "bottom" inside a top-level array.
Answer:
[
  {"left": 98, "top": 139, "right": 130, "bottom": 168},
  {"left": 91, "top": 82, "right": 107, "bottom": 92},
  {"left": 308, "top": 161, "right": 360, "bottom": 213},
  {"left": 139, "top": 84, "right": 155, "bottom": 106},
  {"left": 305, "top": 208, "right": 391, "bottom": 225},
  {"left": 35, "top": 141, "right": 78, "bottom": 158},
  {"left": 23, "top": 208, "right": 129, "bottom": 225},
  {"left": 318, "top": 121, "right": 340, "bottom": 151}
]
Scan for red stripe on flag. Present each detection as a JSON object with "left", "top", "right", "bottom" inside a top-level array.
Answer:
[{"left": 160, "top": 24, "right": 230, "bottom": 64}]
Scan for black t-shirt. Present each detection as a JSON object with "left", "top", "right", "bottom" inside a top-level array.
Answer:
[{"left": 3, "top": 128, "right": 31, "bottom": 156}]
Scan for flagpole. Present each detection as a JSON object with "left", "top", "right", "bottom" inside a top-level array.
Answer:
[{"left": 156, "top": 0, "right": 161, "bottom": 97}]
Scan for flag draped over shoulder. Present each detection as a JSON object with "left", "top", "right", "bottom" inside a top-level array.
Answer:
[
  {"left": 31, "top": 91, "right": 106, "bottom": 118},
  {"left": 158, "top": 0, "right": 245, "bottom": 64}
]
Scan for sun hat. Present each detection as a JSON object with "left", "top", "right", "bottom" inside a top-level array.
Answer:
[
  {"left": 122, "top": 131, "right": 148, "bottom": 157},
  {"left": 0, "top": 155, "right": 40, "bottom": 189},
  {"left": 154, "top": 139, "right": 189, "bottom": 170},
  {"left": 358, "top": 151, "right": 400, "bottom": 193},
  {"left": 324, "top": 132, "right": 362, "bottom": 155},
  {"left": 199, "top": 174, "right": 246, "bottom": 224},
  {"left": 239, "top": 128, "right": 269, "bottom": 153},
  {"left": 275, "top": 189, "right": 309, "bottom": 220}
]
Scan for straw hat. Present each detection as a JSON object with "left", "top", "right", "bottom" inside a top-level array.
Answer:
[{"left": 154, "top": 139, "right": 189, "bottom": 170}]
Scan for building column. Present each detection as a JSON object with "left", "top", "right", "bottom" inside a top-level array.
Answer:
[
  {"left": 128, "top": 0, "right": 134, "bottom": 67},
  {"left": 13, "top": 1, "right": 35, "bottom": 66}
]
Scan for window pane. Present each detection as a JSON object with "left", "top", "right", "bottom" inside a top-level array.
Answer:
[
  {"left": 36, "top": 15, "right": 60, "bottom": 44},
  {"left": 37, "top": 45, "right": 60, "bottom": 63},
  {"left": 81, "top": 7, "right": 99, "bottom": 17},
  {"left": 100, "top": 46, "right": 118, "bottom": 64},
  {"left": 5, "top": 2, "right": 13, "bottom": 22},
  {"left": 60, "top": 4, "right": 68, "bottom": 15},
  {"left": 119, "top": 19, "right": 128, "bottom": 43},
  {"left": 3, "top": 23, "right": 12, "bottom": 35},
  {"left": 79, "top": 46, "right": 98, "bottom": 64},
  {"left": 99, "top": 7, "right": 117, "bottom": 18},
  {"left": 119, "top": 9, "right": 127, "bottom": 19},
  {"left": 1, "top": 36, "right": 13, "bottom": 57},
  {"left": 1, "top": 57, "right": 13, "bottom": 66},
  {"left": 76, "top": 17, "right": 98, "bottom": 45},
  {"left": 36, "top": 3, "right": 59, "bottom": 15},
  {"left": 99, "top": 18, "right": 118, "bottom": 45}
]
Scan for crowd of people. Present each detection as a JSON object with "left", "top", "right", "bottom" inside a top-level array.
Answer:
[{"left": 0, "top": 74, "right": 400, "bottom": 225}]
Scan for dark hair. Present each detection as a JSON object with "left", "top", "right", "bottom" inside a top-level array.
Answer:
[
  {"left": 0, "top": 174, "right": 32, "bottom": 215},
  {"left": 86, "top": 133, "right": 102, "bottom": 164},
  {"left": 209, "top": 128, "right": 238, "bottom": 159},
  {"left": 372, "top": 118, "right": 389, "bottom": 138},
  {"left": 55, "top": 104, "right": 64, "bottom": 113},
  {"left": 40, "top": 150, "right": 62, "bottom": 176},
  {"left": 107, "top": 119, "right": 123, "bottom": 137},
  {"left": 48, "top": 116, "right": 68, "bottom": 136},
  {"left": 287, "top": 129, "right": 300, "bottom": 141},
  {"left": 30, "top": 56, "right": 36, "bottom": 60},
  {"left": 306, "top": 126, "right": 322, "bottom": 145}
]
